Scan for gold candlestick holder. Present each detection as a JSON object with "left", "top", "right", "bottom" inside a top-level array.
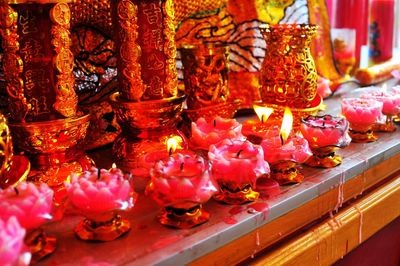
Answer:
[
  {"left": 9, "top": 114, "right": 93, "bottom": 187},
  {"left": 110, "top": 92, "right": 188, "bottom": 182},
  {"left": 270, "top": 161, "right": 304, "bottom": 185}
]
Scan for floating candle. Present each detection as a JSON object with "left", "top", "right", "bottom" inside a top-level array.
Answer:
[{"left": 190, "top": 116, "right": 244, "bottom": 150}]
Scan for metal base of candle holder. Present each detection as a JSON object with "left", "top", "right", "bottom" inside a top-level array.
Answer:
[
  {"left": 25, "top": 228, "right": 57, "bottom": 264},
  {"left": 306, "top": 146, "right": 343, "bottom": 168},
  {"left": 374, "top": 116, "right": 397, "bottom": 132},
  {"left": 349, "top": 129, "right": 378, "bottom": 143},
  {"left": 158, "top": 205, "right": 209, "bottom": 229},
  {"left": 0, "top": 155, "right": 30, "bottom": 189},
  {"left": 213, "top": 184, "right": 259, "bottom": 205},
  {"left": 8, "top": 114, "right": 94, "bottom": 187},
  {"left": 271, "top": 161, "right": 304, "bottom": 185},
  {"left": 110, "top": 93, "right": 187, "bottom": 181},
  {"left": 75, "top": 214, "right": 131, "bottom": 242}
]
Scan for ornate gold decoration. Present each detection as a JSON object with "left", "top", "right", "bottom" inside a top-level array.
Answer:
[
  {"left": 114, "top": 0, "right": 145, "bottom": 101},
  {"left": 162, "top": 0, "right": 178, "bottom": 98},
  {"left": 50, "top": 3, "right": 78, "bottom": 118},
  {"left": 0, "top": 114, "right": 13, "bottom": 177},
  {"left": 255, "top": 0, "right": 295, "bottom": 24},
  {"left": 259, "top": 24, "right": 318, "bottom": 108},
  {"left": 158, "top": 205, "right": 210, "bottom": 229},
  {"left": 0, "top": 4, "right": 30, "bottom": 121},
  {"left": 213, "top": 184, "right": 259, "bottom": 205},
  {"left": 25, "top": 228, "right": 57, "bottom": 264},
  {"left": 9, "top": 114, "right": 93, "bottom": 187}
]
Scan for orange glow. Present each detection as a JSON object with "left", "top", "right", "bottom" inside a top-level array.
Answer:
[
  {"left": 279, "top": 107, "right": 293, "bottom": 144},
  {"left": 253, "top": 105, "right": 273, "bottom": 124},
  {"left": 167, "top": 137, "right": 178, "bottom": 155}
]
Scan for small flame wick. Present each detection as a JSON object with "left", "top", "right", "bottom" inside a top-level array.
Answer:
[
  {"left": 14, "top": 187, "right": 19, "bottom": 195},
  {"left": 169, "top": 147, "right": 173, "bottom": 156},
  {"left": 280, "top": 134, "right": 284, "bottom": 146},
  {"left": 261, "top": 115, "right": 265, "bottom": 124},
  {"left": 214, "top": 119, "right": 216, "bottom": 128},
  {"left": 180, "top": 162, "right": 184, "bottom": 171},
  {"left": 237, "top": 149, "right": 243, "bottom": 157},
  {"left": 97, "top": 169, "right": 101, "bottom": 180}
]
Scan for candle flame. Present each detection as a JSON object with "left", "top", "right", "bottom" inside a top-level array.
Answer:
[
  {"left": 279, "top": 107, "right": 293, "bottom": 144},
  {"left": 111, "top": 163, "right": 117, "bottom": 169},
  {"left": 253, "top": 105, "right": 273, "bottom": 124},
  {"left": 167, "top": 137, "right": 178, "bottom": 155}
]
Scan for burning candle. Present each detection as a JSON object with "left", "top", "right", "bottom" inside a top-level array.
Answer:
[
  {"left": 300, "top": 115, "right": 351, "bottom": 168},
  {"left": 66, "top": 166, "right": 137, "bottom": 241},
  {"left": 0, "top": 217, "right": 28, "bottom": 266},
  {"left": 190, "top": 116, "right": 244, "bottom": 151},
  {"left": 260, "top": 107, "right": 312, "bottom": 184},
  {"left": 148, "top": 153, "right": 217, "bottom": 228},
  {"left": 208, "top": 139, "right": 270, "bottom": 204},
  {"left": 242, "top": 105, "right": 275, "bottom": 143},
  {"left": 368, "top": 0, "right": 395, "bottom": 64},
  {"left": 341, "top": 98, "right": 383, "bottom": 142}
]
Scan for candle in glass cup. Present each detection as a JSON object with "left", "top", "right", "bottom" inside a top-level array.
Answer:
[
  {"left": 208, "top": 139, "right": 270, "bottom": 204},
  {"left": 190, "top": 116, "right": 244, "bottom": 151},
  {"left": 0, "top": 217, "right": 28, "bottom": 266},
  {"left": 368, "top": 0, "right": 395, "bottom": 64}
]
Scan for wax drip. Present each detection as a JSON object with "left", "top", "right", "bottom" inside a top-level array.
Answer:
[
  {"left": 14, "top": 187, "right": 19, "bottom": 195},
  {"left": 237, "top": 149, "right": 243, "bottom": 157}
]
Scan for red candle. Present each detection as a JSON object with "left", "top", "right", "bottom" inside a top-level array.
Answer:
[
  {"left": 368, "top": 0, "right": 395, "bottom": 64},
  {"left": 333, "top": 0, "right": 369, "bottom": 64}
]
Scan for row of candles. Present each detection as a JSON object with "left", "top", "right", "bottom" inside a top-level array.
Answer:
[{"left": 1, "top": 85, "right": 400, "bottom": 265}]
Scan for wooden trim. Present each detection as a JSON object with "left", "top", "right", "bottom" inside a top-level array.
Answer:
[
  {"left": 189, "top": 153, "right": 400, "bottom": 266},
  {"left": 250, "top": 175, "right": 400, "bottom": 265}
]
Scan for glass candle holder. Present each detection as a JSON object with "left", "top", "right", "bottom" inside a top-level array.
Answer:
[
  {"left": 360, "top": 91, "right": 400, "bottom": 132},
  {"left": 65, "top": 167, "right": 137, "bottom": 241},
  {"left": 300, "top": 115, "right": 351, "bottom": 168},
  {"left": 260, "top": 135, "right": 312, "bottom": 185},
  {"left": 331, "top": 28, "right": 356, "bottom": 76},
  {"left": 208, "top": 139, "right": 270, "bottom": 204},
  {"left": 341, "top": 98, "right": 383, "bottom": 142},
  {"left": 0, "top": 182, "right": 55, "bottom": 263},
  {"left": 147, "top": 153, "right": 217, "bottom": 229}
]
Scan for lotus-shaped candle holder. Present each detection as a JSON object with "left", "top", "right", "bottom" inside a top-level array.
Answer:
[
  {"left": 0, "top": 217, "right": 30, "bottom": 266},
  {"left": 147, "top": 153, "right": 217, "bottom": 229},
  {"left": 301, "top": 115, "right": 351, "bottom": 168},
  {"left": 66, "top": 167, "right": 137, "bottom": 241},
  {"left": 0, "top": 182, "right": 55, "bottom": 263},
  {"left": 341, "top": 98, "right": 383, "bottom": 143},
  {"left": 208, "top": 139, "right": 270, "bottom": 204}
]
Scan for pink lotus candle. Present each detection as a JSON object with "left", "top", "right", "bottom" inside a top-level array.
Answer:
[
  {"left": 368, "top": 0, "right": 395, "bottom": 64},
  {"left": 148, "top": 153, "right": 217, "bottom": 228},
  {"left": 316, "top": 76, "right": 332, "bottom": 99},
  {"left": 0, "top": 217, "right": 27, "bottom": 266},
  {"left": 300, "top": 115, "right": 351, "bottom": 168},
  {"left": 208, "top": 139, "right": 270, "bottom": 204},
  {"left": 190, "top": 116, "right": 244, "bottom": 150},
  {"left": 0, "top": 182, "right": 53, "bottom": 230},
  {"left": 66, "top": 167, "right": 137, "bottom": 241},
  {"left": 341, "top": 98, "right": 383, "bottom": 142},
  {"left": 0, "top": 182, "right": 54, "bottom": 263}
]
